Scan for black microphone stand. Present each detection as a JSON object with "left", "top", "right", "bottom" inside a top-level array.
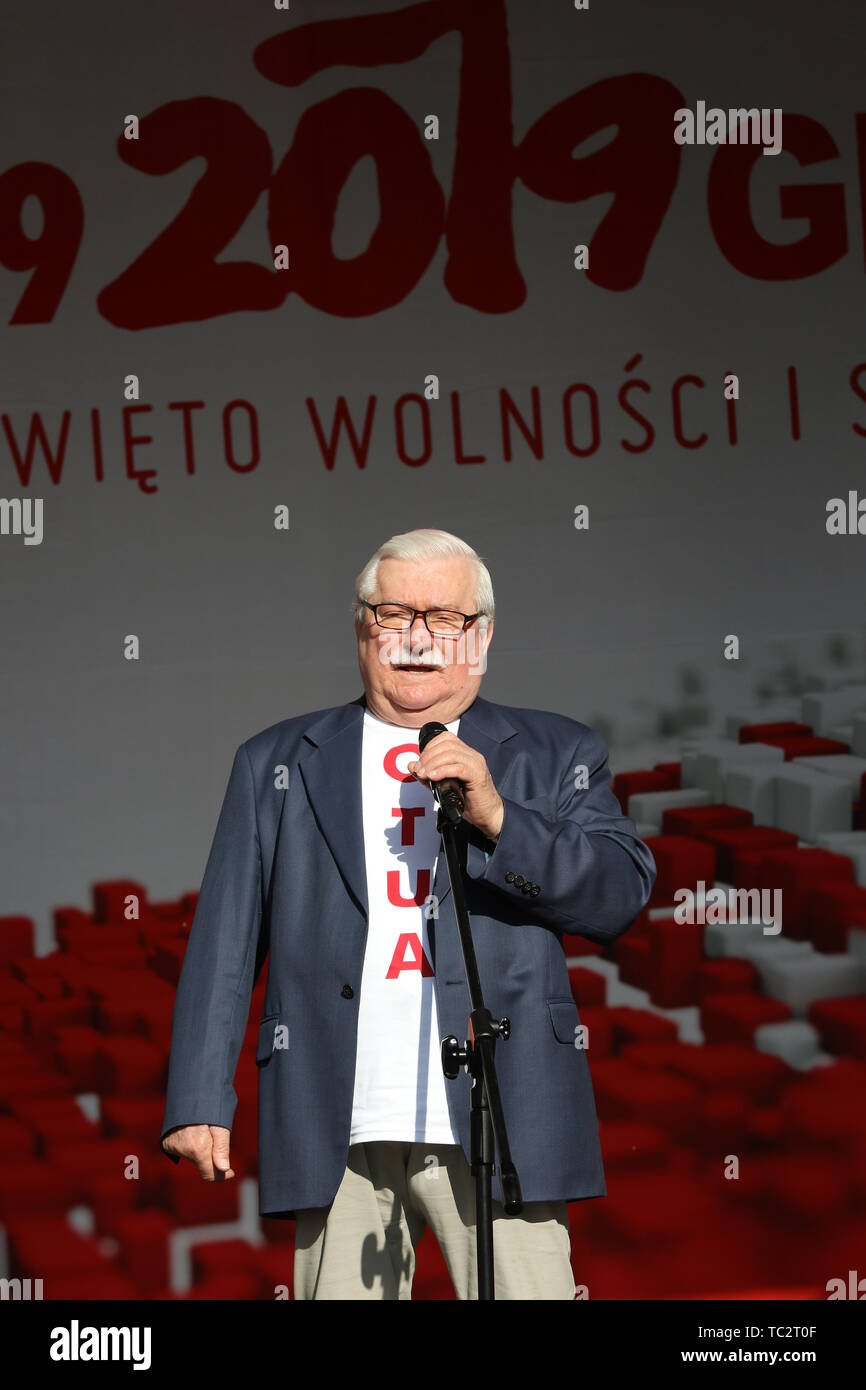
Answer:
[{"left": 425, "top": 747, "right": 523, "bottom": 1301}]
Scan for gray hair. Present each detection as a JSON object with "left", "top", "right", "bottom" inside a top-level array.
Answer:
[{"left": 352, "top": 529, "right": 494, "bottom": 630}]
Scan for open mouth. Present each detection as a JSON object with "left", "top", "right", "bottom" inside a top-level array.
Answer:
[{"left": 395, "top": 663, "right": 440, "bottom": 672}]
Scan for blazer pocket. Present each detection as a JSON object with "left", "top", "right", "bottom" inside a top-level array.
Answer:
[
  {"left": 256, "top": 1014, "right": 285, "bottom": 1065},
  {"left": 547, "top": 996, "right": 580, "bottom": 1043}
]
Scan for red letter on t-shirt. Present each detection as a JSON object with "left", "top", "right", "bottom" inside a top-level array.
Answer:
[
  {"left": 383, "top": 744, "right": 419, "bottom": 782},
  {"left": 393, "top": 805, "right": 425, "bottom": 844},
  {"left": 386, "top": 932, "right": 435, "bottom": 978},
  {"left": 386, "top": 868, "right": 431, "bottom": 906}
]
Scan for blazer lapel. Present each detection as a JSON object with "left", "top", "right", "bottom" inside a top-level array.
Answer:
[{"left": 297, "top": 697, "right": 369, "bottom": 919}]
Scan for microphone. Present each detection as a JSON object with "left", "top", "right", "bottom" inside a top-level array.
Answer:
[{"left": 418, "top": 721, "right": 465, "bottom": 826}]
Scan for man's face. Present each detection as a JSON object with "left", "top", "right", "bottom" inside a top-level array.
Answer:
[{"left": 356, "top": 555, "right": 493, "bottom": 727}]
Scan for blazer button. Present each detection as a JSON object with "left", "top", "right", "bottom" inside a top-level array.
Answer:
[
  {"left": 521, "top": 882, "right": 531, "bottom": 893},
  {"left": 341, "top": 984, "right": 355, "bottom": 999},
  {"left": 505, "top": 872, "right": 516, "bottom": 883},
  {"left": 513, "top": 875, "right": 525, "bottom": 887},
  {"left": 530, "top": 884, "right": 540, "bottom": 896}
]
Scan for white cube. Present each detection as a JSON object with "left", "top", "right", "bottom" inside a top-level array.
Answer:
[
  {"left": 680, "top": 740, "right": 738, "bottom": 790},
  {"left": 851, "top": 713, "right": 866, "bottom": 759},
  {"left": 633, "top": 820, "right": 661, "bottom": 840},
  {"left": 793, "top": 754, "right": 866, "bottom": 802},
  {"left": 753, "top": 1020, "right": 824, "bottom": 1068},
  {"left": 724, "top": 764, "right": 781, "bottom": 824},
  {"left": 847, "top": 926, "right": 866, "bottom": 986},
  {"left": 774, "top": 765, "right": 853, "bottom": 839},
  {"left": 755, "top": 950, "right": 862, "bottom": 1017},
  {"left": 703, "top": 921, "right": 781, "bottom": 959},
  {"left": 691, "top": 742, "right": 785, "bottom": 802},
  {"left": 742, "top": 940, "right": 813, "bottom": 982},
  {"left": 801, "top": 686, "right": 866, "bottom": 736}
]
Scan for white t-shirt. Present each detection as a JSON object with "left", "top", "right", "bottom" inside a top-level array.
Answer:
[{"left": 349, "top": 709, "right": 462, "bottom": 1145}]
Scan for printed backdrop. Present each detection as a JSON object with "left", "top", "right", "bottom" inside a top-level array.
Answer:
[{"left": 2, "top": 1, "right": 866, "bottom": 1308}]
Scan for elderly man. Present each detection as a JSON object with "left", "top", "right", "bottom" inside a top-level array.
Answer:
[{"left": 160, "top": 528, "right": 656, "bottom": 1300}]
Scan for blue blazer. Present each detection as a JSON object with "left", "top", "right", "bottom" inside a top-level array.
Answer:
[{"left": 160, "top": 694, "right": 657, "bottom": 1216}]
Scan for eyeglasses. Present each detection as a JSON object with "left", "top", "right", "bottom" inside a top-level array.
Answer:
[{"left": 358, "top": 599, "right": 484, "bottom": 636}]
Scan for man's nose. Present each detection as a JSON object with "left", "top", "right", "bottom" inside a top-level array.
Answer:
[{"left": 409, "top": 614, "right": 431, "bottom": 644}]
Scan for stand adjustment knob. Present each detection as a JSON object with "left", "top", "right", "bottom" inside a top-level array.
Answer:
[{"left": 441, "top": 1035, "right": 467, "bottom": 1079}]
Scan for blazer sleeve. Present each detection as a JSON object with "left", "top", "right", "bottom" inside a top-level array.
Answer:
[
  {"left": 159, "top": 742, "right": 264, "bottom": 1161},
  {"left": 467, "top": 725, "right": 656, "bottom": 941}
]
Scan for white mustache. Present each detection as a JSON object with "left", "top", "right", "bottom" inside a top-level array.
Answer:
[{"left": 378, "top": 635, "right": 449, "bottom": 668}]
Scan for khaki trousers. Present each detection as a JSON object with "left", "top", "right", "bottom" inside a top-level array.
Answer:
[{"left": 293, "top": 1141, "right": 576, "bottom": 1300}]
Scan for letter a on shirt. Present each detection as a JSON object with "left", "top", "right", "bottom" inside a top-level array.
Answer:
[{"left": 386, "top": 932, "right": 435, "bottom": 977}]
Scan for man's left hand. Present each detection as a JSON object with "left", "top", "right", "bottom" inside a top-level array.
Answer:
[{"left": 408, "top": 731, "right": 504, "bottom": 840}]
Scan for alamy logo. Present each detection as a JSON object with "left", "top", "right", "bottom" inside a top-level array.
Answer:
[
  {"left": 826, "top": 1270, "right": 866, "bottom": 1299},
  {"left": 673, "top": 881, "right": 781, "bottom": 934},
  {"left": 49, "top": 1320, "right": 152, "bottom": 1371},
  {"left": 0, "top": 1277, "right": 43, "bottom": 1299},
  {"left": 674, "top": 102, "right": 782, "bottom": 155},
  {"left": 0, "top": 497, "right": 43, "bottom": 545}
]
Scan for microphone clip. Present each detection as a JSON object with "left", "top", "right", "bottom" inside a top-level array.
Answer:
[{"left": 433, "top": 782, "right": 465, "bottom": 827}]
